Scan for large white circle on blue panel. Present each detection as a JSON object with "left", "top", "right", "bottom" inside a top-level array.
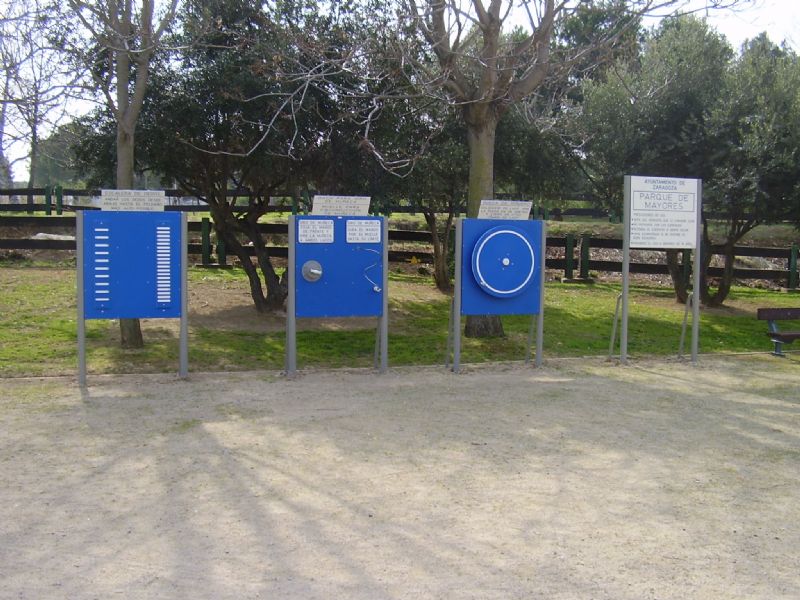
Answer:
[{"left": 471, "top": 226, "right": 536, "bottom": 297}]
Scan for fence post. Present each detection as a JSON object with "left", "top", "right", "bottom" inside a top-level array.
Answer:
[
  {"left": 216, "top": 237, "right": 228, "bottom": 267},
  {"left": 201, "top": 217, "right": 211, "bottom": 266},
  {"left": 564, "top": 233, "right": 575, "bottom": 279},
  {"left": 45, "top": 186, "right": 52, "bottom": 215},
  {"left": 790, "top": 243, "right": 798, "bottom": 290},
  {"left": 579, "top": 234, "right": 591, "bottom": 279},
  {"left": 55, "top": 185, "right": 63, "bottom": 215}
]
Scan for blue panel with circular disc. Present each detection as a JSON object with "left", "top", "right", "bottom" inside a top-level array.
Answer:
[
  {"left": 461, "top": 219, "right": 542, "bottom": 315},
  {"left": 471, "top": 225, "right": 536, "bottom": 298}
]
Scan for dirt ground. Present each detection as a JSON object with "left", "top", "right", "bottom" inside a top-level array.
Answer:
[
  {"left": 187, "top": 268, "right": 447, "bottom": 334},
  {"left": 2, "top": 355, "right": 799, "bottom": 599}
]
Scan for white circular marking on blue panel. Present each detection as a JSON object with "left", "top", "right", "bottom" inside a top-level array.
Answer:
[{"left": 471, "top": 227, "right": 536, "bottom": 297}]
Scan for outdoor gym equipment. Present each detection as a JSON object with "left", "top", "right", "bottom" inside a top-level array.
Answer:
[
  {"left": 447, "top": 217, "right": 546, "bottom": 372},
  {"left": 77, "top": 210, "right": 188, "bottom": 386},
  {"left": 285, "top": 214, "right": 388, "bottom": 375}
]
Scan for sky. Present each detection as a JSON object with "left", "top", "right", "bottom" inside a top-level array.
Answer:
[
  {"left": 668, "top": 0, "right": 799, "bottom": 50},
  {"left": 5, "top": 0, "right": 800, "bottom": 184}
]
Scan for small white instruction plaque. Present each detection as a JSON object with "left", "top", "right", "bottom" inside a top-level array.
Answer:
[
  {"left": 628, "top": 176, "right": 699, "bottom": 249},
  {"left": 346, "top": 219, "right": 381, "bottom": 243},
  {"left": 100, "top": 189, "right": 165, "bottom": 211},
  {"left": 298, "top": 219, "right": 334, "bottom": 243},
  {"left": 312, "top": 195, "right": 371, "bottom": 216},
  {"left": 477, "top": 200, "right": 532, "bottom": 220}
]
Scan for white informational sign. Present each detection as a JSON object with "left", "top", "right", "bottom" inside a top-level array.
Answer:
[
  {"left": 620, "top": 175, "right": 702, "bottom": 365},
  {"left": 346, "top": 219, "right": 381, "bottom": 243},
  {"left": 298, "top": 219, "right": 334, "bottom": 243},
  {"left": 477, "top": 200, "right": 533, "bottom": 220},
  {"left": 628, "top": 176, "right": 699, "bottom": 249},
  {"left": 312, "top": 195, "right": 371, "bottom": 216},
  {"left": 100, "top": 189, "right": 165, "bottom": 212}
]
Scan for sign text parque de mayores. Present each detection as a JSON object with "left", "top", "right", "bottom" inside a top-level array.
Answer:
[{"left": 634, "top": 191, "right": 695, "bottom": 212}]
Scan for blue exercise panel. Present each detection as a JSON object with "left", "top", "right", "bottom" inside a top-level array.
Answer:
[
  {"left": 82, "top": 211, "right": 182, "bottom": 319},
  {"left": 460, "top": 218, "right": 542, "bottom": 316},
  {"left": 294, "top": 215, "right": 385, "bottom": 318}
]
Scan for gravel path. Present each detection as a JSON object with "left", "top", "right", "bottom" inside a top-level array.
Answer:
[{"left": 2, "top": 355, "right": 799, "bottom": 599}]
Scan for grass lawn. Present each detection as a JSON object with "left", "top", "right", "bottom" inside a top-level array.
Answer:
[{"left": 1, "top": 262, "right": 798, "bottom": 377}]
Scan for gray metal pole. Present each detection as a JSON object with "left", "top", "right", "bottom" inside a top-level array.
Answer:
[
  {"left": 609, "top": 294, "right": 623, "bottom": 358},
  {"left": 374, "top": 318, "right": 381, "bottom": 369},
  {"left": 286, "top": 215, "right": 297, "bottom": 375},
  {"left": 535, "top": 220, "right": 546, "bottom": 367},
  {"left": 678, "top": 292, "right": 692, "bottom": 358},
  {"left": 691, "top": 179, "right": 703, "bottom": 364},
  {"left": 379, "top": 216, "right": 389, "bottom": 373},
  {"left": 452, "top": 219, "right": 463, "bottom": 373},
  {"left": 445, "top": 298, "right": 454, "bottom": 368},
  {"left": 77, "top": 210, "right": 87, "bottom": 387},
  {"left": 621, "top": 176, "right": 632, "bottom": 364},
  {"left": 179, "top": 212, "right": 189, "bottom": 379}
]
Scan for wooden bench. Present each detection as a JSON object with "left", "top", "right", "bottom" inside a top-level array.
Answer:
[{"left": 757, "top": 308, "right": 800, "bottom": 356}]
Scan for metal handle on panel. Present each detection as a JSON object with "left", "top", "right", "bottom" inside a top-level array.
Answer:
[{"left": 301, "top": 260, "right": 323, "bottom": 282}]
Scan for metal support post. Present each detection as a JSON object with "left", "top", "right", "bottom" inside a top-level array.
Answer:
[
  {"left": 609, "top": 294, "right": 623, "bottom": 359},
  {"left": 286, "top": 215, "right": 297, "bottom": 375},
  {"left": 678, "top": 292, "right": 693, "bottom": 358},
  {"left": 691, "top": 180, "right": 703, "bottom": 364},
  {"left": 620, "top": 177, "right": 632, "bottom": 363},
  {"left": 77, "top": 211, "right": 86, "bottom": 387},
  {"left": 535, "top": 220, "right": 546, "bottom": 367},
  {"left": 379, "top": 217, "right": 389, "bottom": 372},
  {"left": 179, "top": 213, "right": 189, "bottom": 378},
  {"left": 452, "top": 219, "right": 463, "bottom": 372}
]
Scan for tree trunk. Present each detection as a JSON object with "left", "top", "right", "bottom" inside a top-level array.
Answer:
[
  {"left": 207, "top": 202, "right": 286, "bottom": 312},
  {"left": 116, "top": 126, "right": 135, "bottom": 188},
  {"left": 26, "top": 125, "right": 38, "bottom": 189},
  {"left": 26, "top": 115, "right": 39, "bottom": 211},
  {"left": 665, "top": 249, "right": 689, "bottom": 304},
  {"left": 26, "top": 97, "right": 42, "bottom": 189},
  {"left": 221, "top": 227, "right": 271, "bottom": 312},
  {"left": 245, "top": 217, "right": 285, "bottom": 310},
  {"left": 700, "top": 243, "right": 735, "bottom": 307},
  {"left": 465, "top": 116, "right": 497, "bottom": 217},
  {"left": 0, "top": 72, "right": 12, "bottom": 185},
  {"left": 116, "top": 122, "right": 144, "bottom": 348},
  {"left": 464, "top": 113, "right": 504, "bottom": 338},
  {"left": 423, "top": 209, "right": 453, "bottom": 293}
]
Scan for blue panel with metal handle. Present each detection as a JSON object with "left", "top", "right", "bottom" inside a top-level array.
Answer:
[
  {"left": 460, "top": 218, "right": 542, "bottom": 315},
  {"left": 82, "top": 211, "right": 183, "bottom": 319},
  {"left": 294, "top": 215, "right": 385, "bottom": 318}
]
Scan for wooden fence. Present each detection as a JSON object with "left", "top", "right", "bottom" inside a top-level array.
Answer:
[{"left": 2, "top": 214, "right": 798, "bottom": 289}]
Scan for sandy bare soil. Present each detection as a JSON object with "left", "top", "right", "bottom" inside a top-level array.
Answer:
[{"left": 2, "top": 355, "right": 799, "bottom": 599}]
